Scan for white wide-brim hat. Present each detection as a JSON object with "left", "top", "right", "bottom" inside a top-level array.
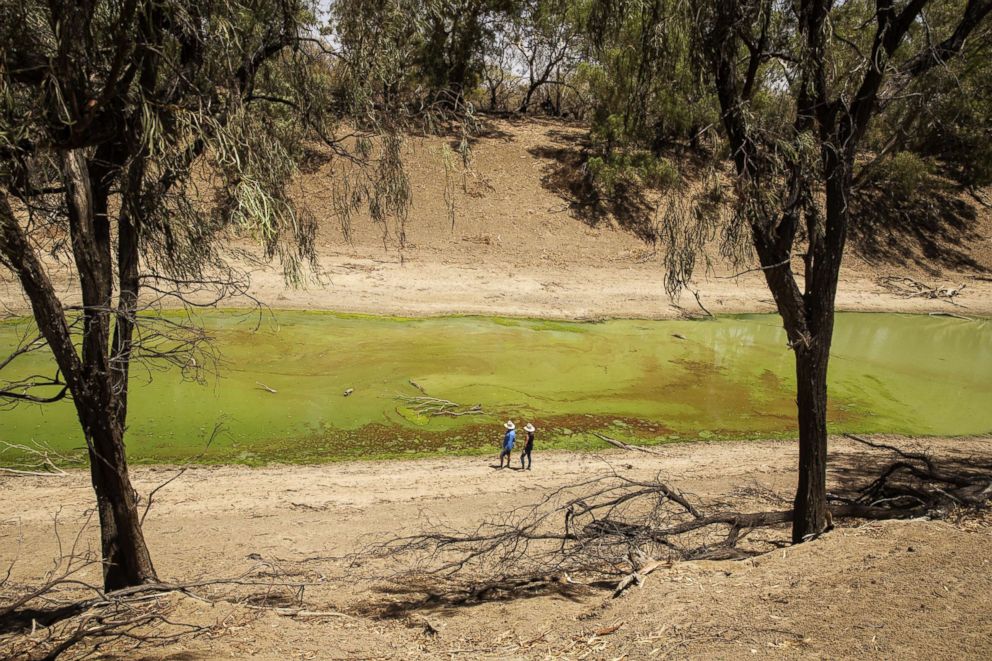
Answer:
[
  {"left": 524, "top": 423, "right": 535, "bottom": 432},
  {"left": 504, "top": 421, "right": 516, "bottom": 430}
]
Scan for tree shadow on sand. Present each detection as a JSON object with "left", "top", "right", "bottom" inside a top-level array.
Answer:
[
  {"left": 527, "top": 130, "right": 661, "bottom": 244},
  {"left": 849, "top": 181, "right": 990, "bottom": 275},
  {"left": 827, "top": 438, "right": 992, "bottom": 500},
  {"left": 353, "top": 575, "right": 603, "bottom": 620}
]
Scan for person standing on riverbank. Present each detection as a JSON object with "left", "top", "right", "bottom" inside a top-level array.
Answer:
[
  {"left": 520, "top": 423, "right": 535, "bottom": 470},
  {"left": 498, "top": 421, "right": 516, "bottom": 468}
]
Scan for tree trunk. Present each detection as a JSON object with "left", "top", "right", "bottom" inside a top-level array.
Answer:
[
  {"left": 518, "top": 84, "right": 536, "bottom": 114},
  {"left": 792, "top": 339, "right": 831, "bottom": 542},
  {"left": 63, "top": 149, "right": 158, "bottom": 591},
  {"left": 82, "top": 405, "right": 158, "bottom": 590}
]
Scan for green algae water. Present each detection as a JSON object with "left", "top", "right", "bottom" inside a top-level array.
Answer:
[{"left": 1, "top": 312, "right": 990, "bottom": 464}]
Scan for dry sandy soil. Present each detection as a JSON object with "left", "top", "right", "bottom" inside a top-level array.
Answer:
[
  {"left": 2, "top": 119, "right": 992, "bottom": 659},
  {"left": 2, "top": 118, "right": 991, "bottom": 318},
  {"left": 2, "top": 436, "right": 992, "bottom": 659}
]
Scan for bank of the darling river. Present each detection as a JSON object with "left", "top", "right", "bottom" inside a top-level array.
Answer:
[
  {"left": 1, "top": 311, "right": 990, "bottom": 466},
  {"left": 3, "top": 436, "right": 992, "bottom": 659}
]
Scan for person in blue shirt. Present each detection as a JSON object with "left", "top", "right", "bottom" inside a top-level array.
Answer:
[{"left": 498, "top": 420, "right": 516, "bottom": 468}]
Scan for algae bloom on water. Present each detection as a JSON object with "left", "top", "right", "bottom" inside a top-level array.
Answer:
[{"left": 0, "top": 312, "right": 989, "bottom": 465}]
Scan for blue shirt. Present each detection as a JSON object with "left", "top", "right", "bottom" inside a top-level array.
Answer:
[{"left": 503, "top": 429, "right": 516, "bottom": 450}]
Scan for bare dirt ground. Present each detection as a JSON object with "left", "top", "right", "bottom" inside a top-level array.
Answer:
[
  {"left": 264, "top": 118, "right": 992, "bottom": 319},
  {"left": 3, "top": 436, "right": 992, "bottom": 659},
  {"left": 2, "top": 118, "right": 990, "bottom": 318}
]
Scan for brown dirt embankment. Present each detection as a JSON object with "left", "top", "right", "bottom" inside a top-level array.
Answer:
[{"left": 2, "top": 118, "right": 990, "bottom": 319}]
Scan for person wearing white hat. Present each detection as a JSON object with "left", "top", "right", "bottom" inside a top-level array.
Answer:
[
  {"left": 520, "top": 423, "right": 536, "bottom": 470},
  {"left": 498, "top": 421, "right": 516, "bottom": 468}
]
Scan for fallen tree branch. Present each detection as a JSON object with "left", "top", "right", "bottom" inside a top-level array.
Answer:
[
  {"left": 594, "top": 433, "right": 664, "bottom": 455},
  {"left": 361, "top": 439, "right": 991, "bottom": 608},
  {"left": 928, "top": 311, "right": 973, "bottom": 321},
  {"left": 0, "top": 441, "right": 79, "bottom": 476},
  {"left": 395, "top": 390, "right": 484, "bottom": 418},
  {"left": 878, "top": 276, "right": 966, "bottom": 306}
]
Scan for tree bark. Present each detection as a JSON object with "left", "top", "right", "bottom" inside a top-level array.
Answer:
[
  {"left": 82, "top": 404, "right": 157, "bottom": 590},
  {"left": 62, "top": 150, "right": 157, "bottom": 591},
  {"left": 792, "top": 340, "right": 830, "bottom": 542}
]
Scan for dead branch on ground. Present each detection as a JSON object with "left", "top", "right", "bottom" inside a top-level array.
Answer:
[
  {"left": 361, "top": 439, "right": 991, "bottom": 605},
  {"left": 0, "top": 441, "right": 83, "bottom": 477},
  {"left": 1, "top": 516, "right": 329, "bottom": 660},
  {"left": 877, "top": 276, "right": 966, "bottom": 305},
  {"left": 593, "top": 433, "right": 664, "bottom": 455}
]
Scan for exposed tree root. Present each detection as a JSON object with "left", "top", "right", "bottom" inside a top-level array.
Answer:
[{"left": 361, "top": 439, "right": 991, "bottom": 607}]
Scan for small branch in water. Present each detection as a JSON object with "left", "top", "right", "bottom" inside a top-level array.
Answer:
[
  {"left": 691, "top": 289, "right": 714, "bottom": 318},
  {"left": 928, "top": 311, "right": 973, "bottom": 321},
  {"left": 399, "top": 381, "right": 484, "bottom": 418},
  {"left": 255, "top": 381, "right": 277, "bottom": 394},
  {"left": 397, "top": 395, "right": 483, "bottom": 418}
]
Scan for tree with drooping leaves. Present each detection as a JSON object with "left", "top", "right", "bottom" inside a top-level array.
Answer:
[{"left": 0, "top": 0, "right": 419, "bottom": 590}]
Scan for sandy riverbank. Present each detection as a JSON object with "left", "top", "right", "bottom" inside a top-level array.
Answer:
[{"left": 3, "top": 435, "right": 991, "bottom": 659}]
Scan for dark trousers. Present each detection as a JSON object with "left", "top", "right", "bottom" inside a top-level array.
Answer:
[
  {"left": 520, "top": 446, "right": 532, "bottom": 469},
  {"left": 499, "top": 448, "right": 513, "bottom": 466}
]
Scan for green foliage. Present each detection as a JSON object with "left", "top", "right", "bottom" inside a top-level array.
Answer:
[
  {"left": 913, "top": 66, "right": 992, "bottom": 188},
  {"left": 868, "top": 152, "right": 934, "bottom": 200},
  {"left": 586, "top": 149, "right": 679, "bottom": 196},
  {"left": 582, "top": 0, "right": 718, "bottom": 154},
  {"left": 862, "top": 0, "right": 992, "bottom": 188}
]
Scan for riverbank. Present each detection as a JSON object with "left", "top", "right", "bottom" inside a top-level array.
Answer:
[
  {"left": 3, "top": 435, "right": 991, "bottom": 659},
  {"left": 2, "top": 119, "right": 990, "bottom": 321}
]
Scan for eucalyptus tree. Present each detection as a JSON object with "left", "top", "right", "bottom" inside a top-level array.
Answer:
[
  {"left": 0, "top": 0, "right": 414, "bottom": 590},
  {"left": 583, "top": 0, "right": 716, "bottom": 156},
  {"left": 414, "top": 0, "right": 520, "bottom": 102},
  {"left": 668, "top": 0, "right": 992, "bottom": 542},
  {"left": 511, "top": 0, "right": 583, "bottom": 114}
]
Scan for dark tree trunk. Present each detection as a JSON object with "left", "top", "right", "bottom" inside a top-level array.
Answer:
[
  {"left": 792, "top": 340, "right": 831, "bottom": 542},
  {"left": 63, "top": 150, "right": 158, "bottom": 590},
  {"left": 518, "top": 78, "right": 539, "bottom": 114},
  {"left": 82, "top": 406, "right": 158, "bottom": 590}
]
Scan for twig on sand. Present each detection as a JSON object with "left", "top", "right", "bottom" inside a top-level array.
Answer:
[
  {"left": 878, "top": 276, "right": 966, "bottom": 306},
  {"left": 242, "top": 605, "right": 355, "bottom": 619},
  {"left": 594, "top": 432, "right": 664, "bottom": 455}
]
